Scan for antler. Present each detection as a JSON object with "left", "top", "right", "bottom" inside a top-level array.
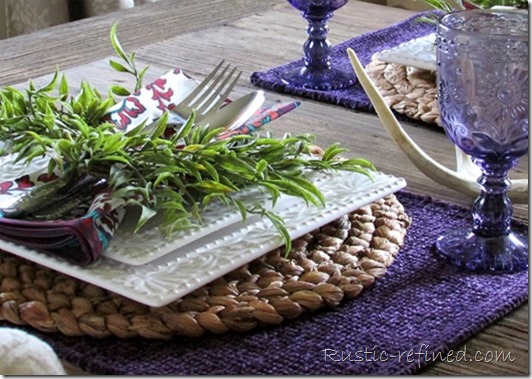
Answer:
[{"left": 347, "top": 48, "right": 528, "bottom": 204}]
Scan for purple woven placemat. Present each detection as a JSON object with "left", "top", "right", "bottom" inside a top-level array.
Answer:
[
  {"left": 1, "top": 191, "right": 528, "bottom": 375},
  {"left": 250, "top": 12, "right": 437, "bottom": 116}
]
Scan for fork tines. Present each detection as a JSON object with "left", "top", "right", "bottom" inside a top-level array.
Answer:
[{"left": 174, "top": 60, "right": 242, "bottom": 125}]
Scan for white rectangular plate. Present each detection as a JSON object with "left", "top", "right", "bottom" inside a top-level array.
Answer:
[
  {"left": 376, "top": 33, "right": 436, "bottom": 71},
  {"left": 103, "top": 185, "right": 302, "bottom": 266},
  {"left": 0, "top": 170, "right": 406, "bottom": 307}
]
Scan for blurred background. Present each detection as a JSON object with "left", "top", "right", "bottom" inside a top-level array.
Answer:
[
  {"left": 0, "top": 0, "right": 159, "bottom": 39},
  {"left": 0, "top": 0, "right": 431, "bottom": 40}
]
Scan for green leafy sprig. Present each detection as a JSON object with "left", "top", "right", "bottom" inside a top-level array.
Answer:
[
  {"left": 420, "top": 0, "right": 528, "bottom": 10},
  {"left": 418, "top": 0, "right": 528, "bottom": 23},
  {"left": 108, "top": 23, "right": 150, "bottom": 94},
  {"left": 0, "top": 24, "right": 376, "bottom": 256}
]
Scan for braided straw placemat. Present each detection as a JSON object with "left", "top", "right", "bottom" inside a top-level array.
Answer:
[
  {"left": 365, "top": 55, "right": 441, "bottom": 126},
  {"left": 0, "top": 194, "right": 410, "bottom": 340}
]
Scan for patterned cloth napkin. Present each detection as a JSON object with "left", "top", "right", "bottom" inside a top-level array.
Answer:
[{"left": 0, "top": 69, "right": 299, "bottom": 265}]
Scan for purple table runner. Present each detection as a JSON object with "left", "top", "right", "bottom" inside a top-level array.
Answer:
[
  {"left": 1, "top": 191, "right": 528, "bottom": 375},
  {"left": 250, "top": 12, "right": 437, "bottom": 118}
]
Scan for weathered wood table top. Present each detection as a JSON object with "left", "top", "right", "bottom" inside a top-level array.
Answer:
[{"left": 0, "top": 0, "right": 527, "bottom": 375}]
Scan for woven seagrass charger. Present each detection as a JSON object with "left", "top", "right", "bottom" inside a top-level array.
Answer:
[
  {"left": 0, "top": 57, "right": 434, "bottom": 341},
  {"left": 365, "top": 55, "right": 440, "bottom": 126},
  {"left": 0, "top": 194, "right": 410, "bottom": 340}
]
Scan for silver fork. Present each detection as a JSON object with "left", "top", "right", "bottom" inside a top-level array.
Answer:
[{"left": 171, "top": 60, "right": 242, "bottom": 127}]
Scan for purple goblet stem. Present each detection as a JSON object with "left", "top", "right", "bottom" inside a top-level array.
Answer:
[
  {"left": 471, "top": 159, "right": 516, "bottom": 238},
  {"left": 302, "top": 12, "right": 333, "bottom": 72},
  {"left": 282, "top": 0, "right": 354, "bottom": 90}
]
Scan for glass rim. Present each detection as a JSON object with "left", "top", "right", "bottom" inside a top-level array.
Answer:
[{"left": 437, "top": 9, "right": 528, "bottom": 39}]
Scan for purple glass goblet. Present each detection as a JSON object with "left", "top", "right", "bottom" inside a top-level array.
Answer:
[
  {"left": 280, "top": 0, "right": 356, "bottom": 91},
  {"left": 435, "top": 9, "right": 528, "bottom": 273}
]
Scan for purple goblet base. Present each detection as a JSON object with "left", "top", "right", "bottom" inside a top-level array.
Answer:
[
  {"left": 280, "top": 64, "right": 356, "bottom": 91},
  {"left": 436, "top": 229, "right": 528, "bottom": 273}
]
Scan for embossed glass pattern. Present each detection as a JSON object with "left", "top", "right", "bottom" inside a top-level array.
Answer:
[
  {"left": 279, "top": 0, "right": 356, "bottom": 90},
  {"left": 435, "top": 10, "right": 528, "bottom": 272}
]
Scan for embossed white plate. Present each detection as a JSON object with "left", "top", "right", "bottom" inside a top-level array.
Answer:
[
  {"left": 376, "top": 33, "right": 436, "bottom": 71},
  {"left": 0, "top": 170, "right": 406, "bottom": 307},
  {"left": 104, "top": 185, "right": 303, "bottom": 265}
]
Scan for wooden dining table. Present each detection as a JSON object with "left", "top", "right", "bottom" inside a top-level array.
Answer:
[{"left": 0, "top": 0, "right": 527, "bottom": 375}]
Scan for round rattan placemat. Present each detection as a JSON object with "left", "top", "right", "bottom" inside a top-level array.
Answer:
[
  {"left": 365, "top": 55, "right": 441, "bottom": 126},
  {"left": 0, "top": 194, "right": 411, "bottom": 340}
]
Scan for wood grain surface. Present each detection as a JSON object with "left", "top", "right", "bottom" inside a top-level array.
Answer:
[{"left": 0, "top": 0, "right": 527, "bottom": 375}]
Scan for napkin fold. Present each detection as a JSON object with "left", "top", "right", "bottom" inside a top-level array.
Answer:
[
  {"left": 0, "top": 68, "right": 299, "bottom": 265},
  {"left": 0, "top": 192, "right": 125, "bottom": 266}
]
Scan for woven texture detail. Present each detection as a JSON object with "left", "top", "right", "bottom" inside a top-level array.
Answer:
[
  {"left": 0, "top": 192, "right": 527, "bottom": 375},
  {"left": 365, "top": 56, "right": 440, "bottom": 125},
  {"left": 0, "top": 194, "right": 410, "bottom": 340},
  {"left": 250, "top": 12, "right": 438, "bottom": 125}
]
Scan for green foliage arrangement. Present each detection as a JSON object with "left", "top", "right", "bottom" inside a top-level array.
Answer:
[
  {"left": 419, "top": 0, "right": 528, "bottom": 22},
  {"left": 421, "top": 0, "right": 528, "bottom": 12},
  {"left": 0, "top": 24, "right": 375, "bottom": 254},
  {"left": 468, "top": 0, "right": 528, "bottom": 7}
]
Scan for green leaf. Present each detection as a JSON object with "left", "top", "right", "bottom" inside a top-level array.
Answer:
[
  {"left": 183, "top": 144, "right": 203, "bottom": 152},
  {"left": 113, "top": 185, "right": 141, "bottom": 200},
  {"left": 97, "top": 155, "right": 130, "bottom": 164},
  {"left": 110, "top": 22, "right": 129, "bottom": 64},
  {"left": 259, "top": 182, "right": 281, "bottom": 206},
  {"left": 109, "top": 60, "right": 132, "bottom": 73},
  {"left": 231, "top": 198, "right": 248, "bottom": 222},
  {"left": 22, "top": 144, "right": 46, "bottom": 162},
  {"left": 109, "top": 166, "right": 133, "bottom": 188},
  {"left": 148, "top": 112, "right": 169, "bottom": 140},
  {"left": 39, "top": 69, "right": 59, "bottom": 93},
  {"left": 289, "top": 175, "right": 325, "bottom": 207},
  {"left": 153, "top": 171, "right": 175, "bottom": 187},
  {"left": 330, "top": 157, "right": 376, "bottom": 175},
  {"left": 172, "top": 112, "right": 195, "bottom": 141},
  {"left": 47, "top": 158, "right": 58, "bottom": 175},
  {"left": 217, "top": 155, "right": 256, "bottom": 177},
  {"left": 321, "top": 142, "right": 348, "bottom": 162},
  {"left": 134, "top": 203, "right": 157, "bottom": 233},
  {"left": 256, "top": 159, "right": 268, "bottom": 174},
  {"left": 137, "top": 65, "right": 150, "bottom": 88},
  {"left": 0, "top": 92, "right": 14, "bottom": 117},
  {"left": 124, "top": 118, "right": 148, "bottom": 137},
  {"left": 199, "top": 160, "right": 219, "bottom": 182},
  {"left": 69, "top": 117, "right": 91, "bottom": 138},
  {"left": 59, "top": 74, "right": 69, "bottom": 99},
  {"left": 102, "top": 132, "right": 127, "bottom": 153},
  {"left": 191, "top": 180, "right": 236, "bottom": 194},
  {"left": 263, "top": 209, "right": 291, "bottom": 257},
  {"left": 266, "top": 178, "right": 321, "bottom": 207},
  {"left": 201, "top": 126, "right": 224, "bottom": 142}
]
